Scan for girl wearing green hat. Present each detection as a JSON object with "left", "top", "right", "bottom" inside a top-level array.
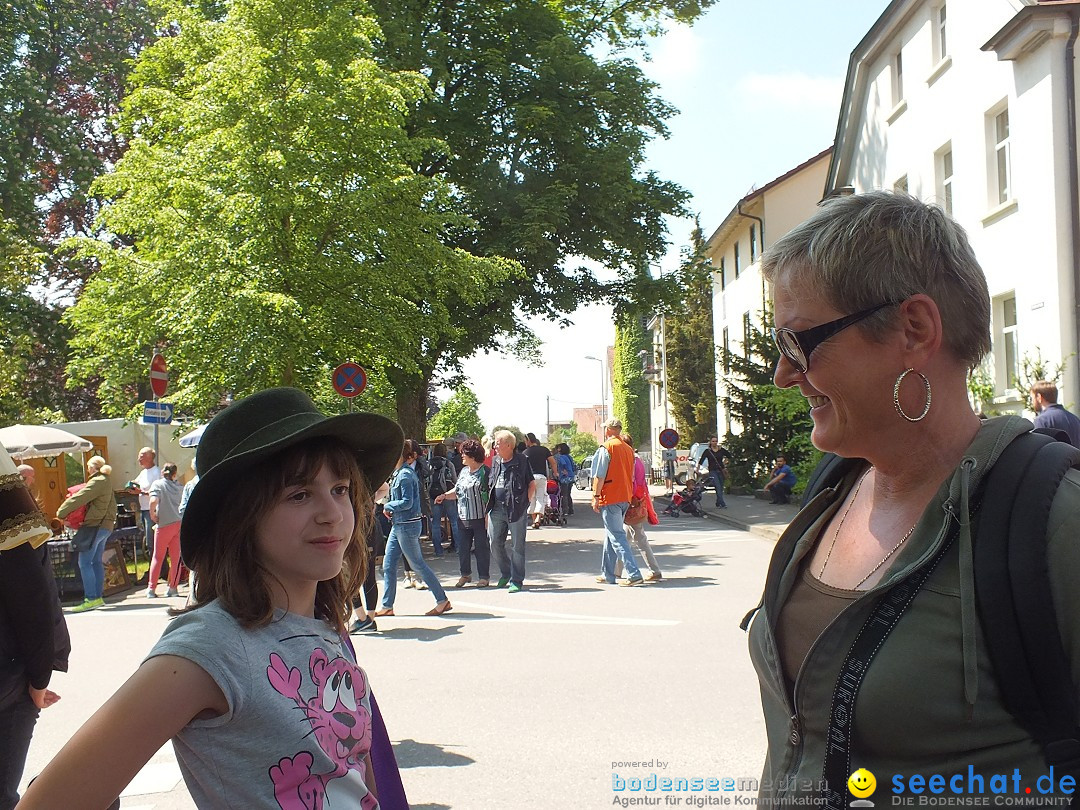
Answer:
[{"left": 20, "top": 387, "right": 408, "bottom": 809}]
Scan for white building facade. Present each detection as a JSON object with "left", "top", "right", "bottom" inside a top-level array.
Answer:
[
  {"left": 828, "top": 0, "right": 1080, "bottom": 411},
  {"left": 705, "top": 149, "right": 833, "bottom": 435}
]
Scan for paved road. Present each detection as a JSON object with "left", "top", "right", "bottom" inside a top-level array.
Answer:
[{"left": 23, "top": 489, "right": 775, "bottom": 809}]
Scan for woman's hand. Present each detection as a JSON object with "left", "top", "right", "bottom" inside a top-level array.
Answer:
[
  {"left": 434, "top": 494, "right": 444, "bottom": 504},
  {"left": 29, "top": 685, "right": 60, "bottom": 709}
]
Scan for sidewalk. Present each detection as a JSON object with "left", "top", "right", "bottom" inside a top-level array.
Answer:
[{"left": 650, "top": 484, "right": 797, "bottom": 541}]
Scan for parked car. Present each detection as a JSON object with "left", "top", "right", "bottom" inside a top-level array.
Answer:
[{"left": 574, "top": 453, "right": 595, "bottom": 490}]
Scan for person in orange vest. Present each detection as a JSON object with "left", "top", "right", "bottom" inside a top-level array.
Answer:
[{"left": 591, "top": 417, "right": 644, "bottom": 586}]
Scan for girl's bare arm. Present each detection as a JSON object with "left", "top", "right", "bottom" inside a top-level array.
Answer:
[{"left": 18, "top": 654, "right": 227, "bottom": 809}]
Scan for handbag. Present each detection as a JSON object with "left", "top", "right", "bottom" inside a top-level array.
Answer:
[
  {"left": 70, "top": 526, "right": 97, "bottom": 552},
  {"left": 624, "top": 497, "right": 647, "bottom": 525}
]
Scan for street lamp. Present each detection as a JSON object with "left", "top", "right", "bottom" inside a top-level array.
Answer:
[{"left": 584, "top": 355, "right": 605, "bottom": 425}]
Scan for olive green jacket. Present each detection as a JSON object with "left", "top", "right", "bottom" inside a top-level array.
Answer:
[
  {"left": 747, "top": 416, "right": 1080, "bottom": 799},
  {"left": 55, "top": 472, "right": 117, "bottom": 530}
]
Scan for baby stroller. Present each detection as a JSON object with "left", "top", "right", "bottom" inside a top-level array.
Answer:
[
  {"left": 662, "top": 484, "right": 705, "bottom": 517},
  {"left": 542, "top": 480, "right": 566, "bottom": 526}
]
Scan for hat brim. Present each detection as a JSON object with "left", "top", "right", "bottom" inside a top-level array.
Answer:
[{"left": 180, "top": 412, "right": 402, "bottom": 565}]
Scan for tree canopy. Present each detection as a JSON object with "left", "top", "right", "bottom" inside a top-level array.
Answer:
[
  {"left": 65, "top": 0, "right": 516, "bottom": 419},
  {"left": 368, "top": 0, "right": 706, "bottom": 432},
  {"left": 427, "top": 386, "right": 485, "bottom": 441}
]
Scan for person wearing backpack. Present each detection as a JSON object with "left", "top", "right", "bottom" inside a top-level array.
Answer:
[
  {"left": 428, "top": 443, "right": 461, "bottom": 556},
  {"left": 743, "top": 191, "right": 1080, "bottom": 807}
]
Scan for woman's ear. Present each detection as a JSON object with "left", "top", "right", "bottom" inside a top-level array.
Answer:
[{"left": 898, "top": 294, "right": 943, "bottom": 362}]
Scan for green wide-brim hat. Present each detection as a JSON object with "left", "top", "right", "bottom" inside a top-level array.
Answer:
[{"left": 180, "top": 387, "right": 403, "bottom": 565}]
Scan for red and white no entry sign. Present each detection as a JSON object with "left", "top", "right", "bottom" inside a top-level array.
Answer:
[{"left": 149, "top": 353, "right": 168, "bottom": 398}]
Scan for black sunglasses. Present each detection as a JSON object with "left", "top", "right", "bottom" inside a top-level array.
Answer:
[{"left": 772, "top": 301, "right": 900, "bottom": 373}]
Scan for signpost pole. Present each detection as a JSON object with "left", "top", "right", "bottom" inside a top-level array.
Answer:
[{"left": 152, "top": 351, "right": 160, "bottom": 463}]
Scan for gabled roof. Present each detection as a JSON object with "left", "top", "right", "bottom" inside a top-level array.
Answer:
[
  {"left": 825, "top": 0, "right": 1037, "bottom": 193},
  {"left": 983, "top": 0, "right": 1080, "bottom": 61},
  {"left": 705, "top": 147, "right": 832, "bottom": 250}
]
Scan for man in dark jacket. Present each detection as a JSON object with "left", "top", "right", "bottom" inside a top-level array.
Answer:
[
  {"left": 486, "top": 430, "right": 536, "bottom": 592},
  {"left": 0, "top": 453, "right": 69, "bottom": 810}
]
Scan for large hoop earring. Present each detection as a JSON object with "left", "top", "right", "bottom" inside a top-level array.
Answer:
[{"left": 894, "top": 368, "right": 931, "bottom": 422}]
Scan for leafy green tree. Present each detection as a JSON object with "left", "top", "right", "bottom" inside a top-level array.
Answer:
[
  {"left": 427, "top": 387, "right": 485, "bottom": 440},
  {"left": 368, "top": 0, "right": 705, "bottom": 431},
  {"left": 612, "top": 310, "right": 650, "bottom": 449},
  {"left": 547, "top": 422, "right": 599, "bottom": 460},
  {"left": 665, "top": 222, "right": 718, "bottom": 443},
  {"left": 722, "top": 308, "right": 816, "bottom": 491},
  {"left": 65, "top": 0, "right": 514, "bottom": 420},
  {"left": 1, "top": 0, "right": 154, "bottom": 252}
]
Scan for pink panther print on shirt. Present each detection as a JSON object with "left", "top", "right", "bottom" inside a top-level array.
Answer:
[{"left": 266, "top": 647, "right": 377, "bottom": 810}]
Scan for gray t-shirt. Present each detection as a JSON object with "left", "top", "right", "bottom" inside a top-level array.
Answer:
[
  {"left": 146, "top": 601, "right": 379, "bottom": 809},
  {"left": 149, "top": 477, "right": 184, "bottom": 526}
]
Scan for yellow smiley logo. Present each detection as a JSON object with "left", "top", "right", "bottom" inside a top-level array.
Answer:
[{"left": 848, "top": 768, "right": 877, "bottom": 798}]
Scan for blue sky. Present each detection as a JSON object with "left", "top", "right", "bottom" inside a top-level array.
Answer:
[{"left": 453, "top": 0, "right": 892, "bottom": 438}]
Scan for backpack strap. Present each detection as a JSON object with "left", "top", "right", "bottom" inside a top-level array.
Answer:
[{"left": 974, "top": 430, "right": 1080, "bottom": 781}]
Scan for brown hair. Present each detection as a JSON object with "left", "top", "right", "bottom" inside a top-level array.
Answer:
[
  {"left": 1031, "top": 380, "right": 1059, "bottom": 404},
  {"left": 460, "top": 439, "right": 485, "bottom": 463},
  {"left": 178, "top": 437, "right": 371, "bottom": 633}
]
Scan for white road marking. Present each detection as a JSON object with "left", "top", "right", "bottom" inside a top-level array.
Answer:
[{"left": 451, "top": 601, "right": 679, "bottom": 626}]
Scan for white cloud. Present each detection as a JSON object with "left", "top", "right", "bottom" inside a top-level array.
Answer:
[
  {"left": 736, "top": 72, "right": 845, "bottom": 110},
  {"left": 642, "top": 23, "right": 703, "bottom": 85}
]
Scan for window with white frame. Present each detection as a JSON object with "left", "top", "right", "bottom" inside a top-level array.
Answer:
[
  {"left": 750, "top": 225, "right": 758, "bottom": 263},
  {"left": 742, "top": 312, "right": 752, "bottom": 359},
  {"left": 989, "top": 106, "right": 1011, "bottom": 205},
  {"left": 722, "top": 326, "right": 730, "bottom": 374},
  {"left": 997, "top": 294, "right": 1019, "bottom": 393},
  {"left": 934, "top": 3, "right": 948, "bottom": 63},
  {"left": 719, "top": 257, "right": 726, "bottom": 290},
  {"left": 893, "top": 50, "right": 904, "bottom": 106},
  {"left": 937, "top": 145, "right": 953, "bottom": 215},
  {"left": 734, "top": 242, "right": 741, "bottom": 278}
]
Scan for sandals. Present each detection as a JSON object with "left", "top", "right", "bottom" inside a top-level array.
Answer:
[
  {"left": 453, "top": 576, "right": 471, "bottom": 588},
  {"left": 373, "top": 608, "right": 395, "bottom": 617},
  {"left": 425, "top": 600, "right": 453, "bottom": 616}
]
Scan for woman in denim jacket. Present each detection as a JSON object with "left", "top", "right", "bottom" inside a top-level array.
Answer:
[{"left": 374, "top": 439, "right": 452, "bottom": 617}]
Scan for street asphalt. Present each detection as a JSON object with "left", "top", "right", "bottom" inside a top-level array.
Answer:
[{"left": 22, "top": 485, "right": 792, "bottom": 809}]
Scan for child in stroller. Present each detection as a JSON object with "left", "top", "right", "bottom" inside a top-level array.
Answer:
[
  {"left": 542, "top": 479, "right": 566, "bottom": 526},
  {"left": 661, "top": 479, "right": 705, "bottom": 517}
]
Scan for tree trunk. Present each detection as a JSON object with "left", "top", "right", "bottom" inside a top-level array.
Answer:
[{"left": 392, "top": 371, "right": 428, "bottom": 441}]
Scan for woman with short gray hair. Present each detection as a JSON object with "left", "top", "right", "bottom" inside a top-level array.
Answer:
[{"left": 746, "top": 191, "right": 1080, "bottom": 803}]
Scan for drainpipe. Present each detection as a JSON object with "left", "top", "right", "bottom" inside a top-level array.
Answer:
[
  {"left": 736, "top": 202, "right": 768, "bottom": 315},
  {"left": 1068, "top": 11, "right": 1080, "bottom": 405}
]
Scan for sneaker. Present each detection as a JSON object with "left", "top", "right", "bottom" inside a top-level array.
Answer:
[
  {"left": 166, "top": 588, "right": 179, "bottom": 597},
  {"left": 496, "top": 577, "right": 510, "bottom": 588},
  {"left": 145, "top": 588, "right": 157, "bottom": 598},
  {"left": 619, "top": 577, "right": 645, "bottom": 587},
  {"left": 350, "top": 616, "right": 378, "bottom": 633},
  {"left": 508, "top": 583, "right": 522, "bottom": 593},
  {"left": 70, "top": 598, "right": 101, "bottom": 613},
  {"left": 404, "top": 573, "right": 417, "bottom": 589},
  {"left": 415, "top": 579, "right": 429, "bottom": 591}
]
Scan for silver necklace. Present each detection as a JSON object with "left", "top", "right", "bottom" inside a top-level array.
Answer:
[{"left": 818, "top": 468, "right": 917, "bottom": 589}]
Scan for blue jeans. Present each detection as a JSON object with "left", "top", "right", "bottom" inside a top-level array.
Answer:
[
  {"left": 140, "top": 509, "right": 153, "bottom": 551},
  {"left": 457, "top": 517, "right": 490, "bottom": 579},
  {"left": 488, "top": 501, "right": 527, "bottom": 587},
  {"left": 431, "top": 500, "right": 462, "bottom": 555},
  {"left": 599, "top": 503, "right": 641, "bottom": 582},
  {"left": 381, "top": 520, "right": 447, "bottom": 608},
  {"left": 708, "top": 471, "right": 726, "bottom": 507},
  {"left": 76, "top": 526, "right": 111, "bottom": 600}
]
